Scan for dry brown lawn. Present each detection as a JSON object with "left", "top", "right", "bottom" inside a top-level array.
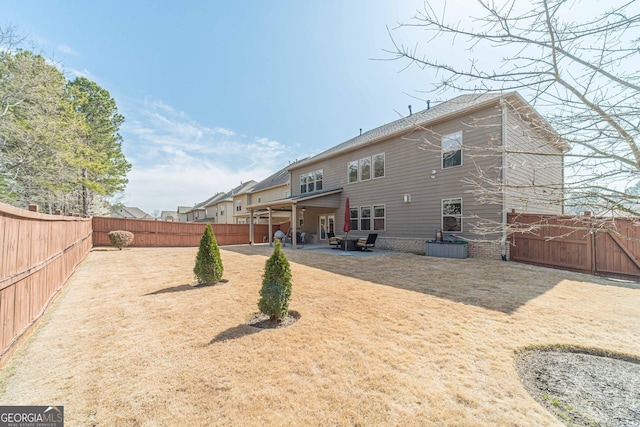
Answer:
[{"left": 0, "top": 246, "right": 638, "bottom": 426}]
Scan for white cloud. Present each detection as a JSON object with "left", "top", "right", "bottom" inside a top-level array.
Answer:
[
  {"left": 119, "top": 97, "right": 292, "bottom": 212},
  {"left": 56, "top": 43, "right": 77, "bottom": 56}
]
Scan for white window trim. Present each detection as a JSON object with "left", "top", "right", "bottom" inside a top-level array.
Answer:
[
  {"left": 360, "top": 205, "right": 372, "bottom": 231},
  {"left": 349, "top": 206, "right": 359, "bottom": 231},
  {"left": 372, "top": 153, "right": 385, "bottom": 179},
  {"left": 359, "top": 157, "right": 372, "bottom": 181},
  {"left": 373, "top": 204, "right": 386, "bottom": 231},
  {"left": 300, "top": 169, "right": 323, "bottom": 193},
  {"left": 347, "top": 161, "right": 358, "bottom": 184},
  {"left": 442, "top": 131, "right": 463, "bottom": 169},
  {"left": 441, "top": 198, "right": 463, "bottom": 232}
]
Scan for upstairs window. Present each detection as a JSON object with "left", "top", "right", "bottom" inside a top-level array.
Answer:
[
  {"left": 300, "top": 175, "right": 307, "bottom": 193},
  {"left": 442, "top": 131, "right": 462, "bottom": 169},
  {"left": 307, "top": 172, "right": 315, "bottom": 192},
  {"left": 373, "top": 153, "right": 385, "bottom": 178},
  {"left": 236, "top": 201, "right": 242, "bottom": 212},
  {"left": 347, "top": 161, "right": 358, "bottom": 183},
  {"left": 300, "top": 169, "right": 323, "bottom": 193},
  {"left": 315, "top": 170, "right": 323, "bottom": 191},
  {"left": 359, "top": 157, "right": 371, "bottom": 181}
]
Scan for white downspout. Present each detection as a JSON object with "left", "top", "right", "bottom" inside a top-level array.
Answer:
[{"left": 501, "top": 103, "right": 508, "bottom": 261}]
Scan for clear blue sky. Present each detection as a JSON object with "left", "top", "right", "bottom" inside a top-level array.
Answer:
[{"left": 2, "top": 1, "right": 457, "bottom": 214}]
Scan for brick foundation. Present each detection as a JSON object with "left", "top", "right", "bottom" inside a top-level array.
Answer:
[{"left": 377, "top": 237, "right": 509, "bottom": 260}]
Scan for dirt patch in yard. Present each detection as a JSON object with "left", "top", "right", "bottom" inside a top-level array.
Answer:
[
  {"left": 517, "top": 346, "right": 640, "bottom": 426},
  {"left": 0, "top": 246, "right": 638, "bottom": 426}
]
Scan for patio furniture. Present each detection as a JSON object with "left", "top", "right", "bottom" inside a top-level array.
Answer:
[
  {"left": 356, "top": 233, "right": 378, "bottom": 251},
  {"left": 299, "top": 232, "right": 306, "bottom": 248},
  {"left": 328, "top": 232, "right": 340, "bottom": 248},
  {"left": 336, "top": 239, "right": 358, "bottom": 251}
]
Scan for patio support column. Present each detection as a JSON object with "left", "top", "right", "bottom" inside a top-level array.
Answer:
[
  {"left": 268, "top": 208, "right": 273, "bottom": 246},
  {"left": 291, "top": 203, "right": 297, "bottom": 249},
  {"left": 249, "top": 209, "right": 254, "bottom": 245}
]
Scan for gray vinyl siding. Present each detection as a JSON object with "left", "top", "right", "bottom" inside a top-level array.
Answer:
[
  {"left": 504, "top": 106, "right": 564, "bottom": 214},
  {"left": 289, "top": 105, "right": 506, "bottom": 241}
]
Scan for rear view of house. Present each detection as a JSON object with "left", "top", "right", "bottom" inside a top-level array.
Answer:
[{"left": 248, "top": 92, "right": 565, "bottom": 259}]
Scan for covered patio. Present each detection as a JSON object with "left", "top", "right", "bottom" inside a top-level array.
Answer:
[{"left": 247, "top": 188, "right": 343, "bottom": 249}]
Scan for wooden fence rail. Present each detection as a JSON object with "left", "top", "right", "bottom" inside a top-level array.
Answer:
[
  {"left": 0, "top": 202, "right": 92, "bottom": 367},
  {"left": 508, "top": 212, "right": 640, "bottom": 281},
  {"left": 92, "top": 217, "right": 281, "bottom": 247}
]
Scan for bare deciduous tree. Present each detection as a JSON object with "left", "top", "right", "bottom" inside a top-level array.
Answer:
[{"left": 386, "top": 0, "right": 640, "bottom": 236}]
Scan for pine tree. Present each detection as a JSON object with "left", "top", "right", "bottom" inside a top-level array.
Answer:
[
  {"left": 193, "top": 224, "right": 223, "bottom": 285},
  {"left": 258, "top": 240, "right": 292, "bottom": 321}
]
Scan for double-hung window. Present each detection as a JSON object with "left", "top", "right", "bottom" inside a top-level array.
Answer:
[
  {"left": 360, "top": 206, "right": 371, "bottom": 230},
  {"left": 373, "top": 205, "right": 385, "bottom": 230},
  {"left": 300, "top": 175, "right": 307, "bottom": 193},
  {"left": 349, "top": 208, "right": 359, "bottom": 231},
  {"left": 300, "top": 169, "right": 323, "bottom": 193},
  {"left": 442, "top": 131, "right": 463, "bottom": 169}
]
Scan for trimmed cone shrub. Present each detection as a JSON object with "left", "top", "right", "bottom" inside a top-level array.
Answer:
[
  {"left": 108, "top": 230, "right": 134, "bottom": 250},
  {"left": 193, "top": 223, "right": 224, "bottom": 284},
  {"left": 258, "top": 240, "right": 292, "bottom": 321}
]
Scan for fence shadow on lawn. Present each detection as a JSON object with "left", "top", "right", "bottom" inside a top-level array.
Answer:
[{"left": 221, "top": 245, "right": 596, "bottom": 315}]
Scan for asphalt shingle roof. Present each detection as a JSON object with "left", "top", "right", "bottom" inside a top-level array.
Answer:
[{"left": 291, "top": 92, "right": 516, "bottom": 169}]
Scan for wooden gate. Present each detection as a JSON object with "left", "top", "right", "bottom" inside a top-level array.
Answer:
[{"left": 508, "top": 213, "right": 640, "bottom": 281}]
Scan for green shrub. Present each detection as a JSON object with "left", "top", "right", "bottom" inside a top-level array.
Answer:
[
  {"left": 108, "top": 230, "right": 134, "bottom": 250},
  {"left": 193, "top": 223, "right": 224, "bottom": 285},
  {"left": 258, "top": 240, "right": 292, "bottom": 321}
]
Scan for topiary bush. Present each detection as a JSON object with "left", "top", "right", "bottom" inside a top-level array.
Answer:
[
  {"left": 258, "top": 240, "right": 292, "bottom": 321},
  {"left": 108, "top": 230, "right": 134, "bottom": 250},
  {"left": 193, "top": 223, "right": 224, "bottom": 285}
]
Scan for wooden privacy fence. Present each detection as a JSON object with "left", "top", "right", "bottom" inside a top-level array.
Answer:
[
  {"left": 0, "top": 202, "right": 92, "bottom": 367},
  {"left": 508, "top": 212, "right": 640, "bottom": 281},
  {"left": 92, "top": 217, "right": 281, "bottom": 247}
]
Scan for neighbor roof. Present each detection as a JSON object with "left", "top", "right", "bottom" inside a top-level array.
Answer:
[
  {"left": 290, "top": 91, "right": 556, "bottom": 169},
  {"left": 251, "top": 158, "right": 308, "bottom": 193}
]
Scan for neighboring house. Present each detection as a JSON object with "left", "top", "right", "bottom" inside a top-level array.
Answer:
[
  {"left": 203, "top": 192, "right": 229, "bottom": 223},
  {"left": 176, "top": 206, "right": 191, "bottom": 222},
  {"left": 111, "top": 206, "right": 155, "bottom": 220},
  {"left": 230, "top": 181, "right": 258, "bottom": 224},
  {"left": 187, "top": 181, "right": 258, "bottom": 224},
  {"left": 159, "top": 210, "right": 178, "bottom": 221},
  {"left": 247, "top": 92, "right": 565, "bottom": 259},
  {"left": 243, "top": 160, "right": 308, "bottom": 226},
  {"left": 184, "top": 193, "right": 224, "bottom": 222}
]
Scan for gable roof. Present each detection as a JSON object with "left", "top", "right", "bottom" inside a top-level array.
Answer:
[
  {"left": 290, "top": 91, "right": 558, "bottom": 169},
  {"left": 112, "top": 206, "right": 154, "bottom": 219},
  {"left": 251, "top": 158, "right": 309, "bottom": 193},
  {"left": 226, "top": 180, "right": 258, "bottom": 200},
  {"left": 185, "top": 192, "right": 224, "bottom": 214}
]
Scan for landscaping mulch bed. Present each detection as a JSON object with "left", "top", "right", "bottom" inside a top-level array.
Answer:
[{"left": 517, "top": 347, "right": 640, "bottom": 426}]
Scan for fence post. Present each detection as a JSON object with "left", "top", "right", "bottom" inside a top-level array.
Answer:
[{"left": 584, "top": 211, "right": 596, "bottom": 275}]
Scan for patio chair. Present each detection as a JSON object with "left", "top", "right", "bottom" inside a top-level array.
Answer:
[
  {"left": 356, "top": 233, "right": 378, "bottom": 251},
  {"left": 328, "top": 232, "right": 340, "bottom": 248}
]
